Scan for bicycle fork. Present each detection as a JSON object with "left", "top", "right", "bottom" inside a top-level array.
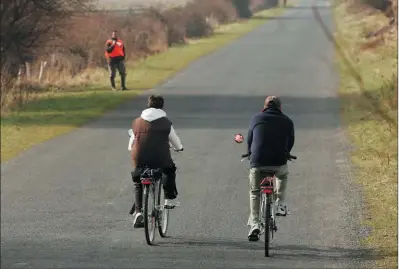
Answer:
[
  {"left": 262, "top": 193, "right": 278, "bottom": 238},
  {"left": 269, "top": 194, "right": 278, "bottom": 237}
]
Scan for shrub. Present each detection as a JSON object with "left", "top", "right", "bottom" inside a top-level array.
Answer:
[{"left": 231, "top": 0, "right": 253, "bottom": 18}]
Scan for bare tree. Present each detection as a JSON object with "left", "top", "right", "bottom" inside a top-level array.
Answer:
[{"left": 0, "top": 0, "right": 93, "bottom": 78}]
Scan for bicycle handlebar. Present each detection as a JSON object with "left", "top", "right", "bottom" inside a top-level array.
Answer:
[{"left": 241, "top": 153, "right": 297, "bottom": 161}]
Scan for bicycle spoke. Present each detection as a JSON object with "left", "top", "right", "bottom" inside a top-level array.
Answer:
[{"left": 158, "top": 178, "right": 170, "bottom": 237}]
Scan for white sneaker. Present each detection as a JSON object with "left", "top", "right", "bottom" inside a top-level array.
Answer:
[
  {"left": 276, "top": 203, "right": 287, "bottom": 216},
  {"left": 248, "top": 224, "right": 261, "bottom": 241},
  {"left": 164, "top": 199, "right": 180, "bottom": 208},
  {"left": 133, "top": 212, "right": 144, "bottom": 228}
]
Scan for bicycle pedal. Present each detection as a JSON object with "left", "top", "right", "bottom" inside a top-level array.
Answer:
[{"left": 164, "top": 205, "right": 177, "bottom": 209}]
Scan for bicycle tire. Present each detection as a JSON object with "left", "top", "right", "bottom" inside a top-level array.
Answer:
[
  {"left": 143, "top": 184, "right": 156, "bottom": 245},
  {"left": 158, "top": 178, "right": 169, "bottom": 237},
  {"left": 264, "top": 195, "right": 271, "bottom": 257}
]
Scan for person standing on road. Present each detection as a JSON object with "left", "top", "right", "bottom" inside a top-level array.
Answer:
[
  {"left": 246, "top": 96, "right": 295, "bottom": 241},
  {"left": 104, "top": 30, "right": 127, "bottom": 91}
]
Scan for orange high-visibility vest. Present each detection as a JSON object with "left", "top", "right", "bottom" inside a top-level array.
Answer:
[{"left": 104, "top": 39, "right": 124, "bottom": 59}]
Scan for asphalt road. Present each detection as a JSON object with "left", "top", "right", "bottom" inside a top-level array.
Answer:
[{"left": 1, "top": 0, "right": 375, "bottom": 268}]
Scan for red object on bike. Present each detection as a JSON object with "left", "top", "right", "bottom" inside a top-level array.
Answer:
[
  {"left": 260, "top": 177, "right": 273, "bottom": 185},
  {"left": 261, "top": 188, "right": 273, "bottom": 194},
  {"left": 260, "top": 177, "right": 274, "bottom": 194},
  {"left": 234, "top": 133, "right": 244, "bottom": 143},
  {"left": 141, "top": 178, "right": 152, "bottom": 185}
]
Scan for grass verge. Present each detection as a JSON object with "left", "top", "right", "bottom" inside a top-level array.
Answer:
[
  {"left": 333, "top": 2, "right": 397, "bottom": 268},
  {"left": 1, "top": 6, "right": 287, "bottom": 163}
]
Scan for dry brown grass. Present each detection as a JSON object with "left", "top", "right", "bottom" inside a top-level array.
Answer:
[{"left": 333, "top": 0, "right": 398, "bottom": 267}]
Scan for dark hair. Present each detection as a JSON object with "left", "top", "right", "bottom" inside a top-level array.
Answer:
[
  {"left": 148, "top": 95, "right": 164, "bottom": 109},
  {"left": 264, "top": 96, "right": 281, "bottom": 109}
]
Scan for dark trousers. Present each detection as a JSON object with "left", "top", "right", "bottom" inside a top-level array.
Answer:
[
  {"left": 131, "top": 163, "right": 178, "bottom": 213},
  {"left": 108, "top": 59, "right": 126, "bottom": 89}
]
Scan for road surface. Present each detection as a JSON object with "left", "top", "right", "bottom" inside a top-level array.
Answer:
[{"left": 1, "top": 0, "right": 374, "bottom": 268}]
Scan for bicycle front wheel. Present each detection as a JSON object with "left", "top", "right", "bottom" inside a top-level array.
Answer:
[
  {"left": 264, "top": 195, "right": 271, "bottom": 257},
  {"left": 143, "top": 184, "right": 156, "bottom": 245},
  {"left": 158, "top": 178, "right": 169, "bottom": 237}
]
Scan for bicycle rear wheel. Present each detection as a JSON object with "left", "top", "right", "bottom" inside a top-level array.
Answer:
[
  {"left": 143, "top": 184, "right": 156, "bottom": 245},
  {"left": 264, "top": 195, "right": 271, "bottom": 257},
  {"left": 157, "top": 178, "right": 169, "bottom": 237}
]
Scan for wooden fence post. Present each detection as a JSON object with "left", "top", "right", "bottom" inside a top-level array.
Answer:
[
  {"left": 17, "top": 64, "right": 24, "bottom": 85},
  {"left": 25, "top": 62, "right": 31, "bottom": 80},
  {"left": 38, "top": 61, "right": 47, "bottom": 83}
]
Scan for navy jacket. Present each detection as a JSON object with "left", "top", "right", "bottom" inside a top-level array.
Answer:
[{"left": 247, "top": 108, "right": 295, "bottom": 168}]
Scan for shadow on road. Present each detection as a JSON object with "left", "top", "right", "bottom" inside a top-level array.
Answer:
[
  {"left": 158, "top": 236, "right": 394, "bottom": 261},
  {"left": 1, "top": 90, "right": 387, "bottom": 131},
  {"left": 2, "top": 235, "right": 392, "bottom": 268}
]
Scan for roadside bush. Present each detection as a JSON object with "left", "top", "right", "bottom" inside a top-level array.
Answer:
[
  {"left": 232, "top": 0, "right": 253, "bottom": 18},
  {"left": 0, "top": 0, "right": 92, "bottom": 110},
  {"left": 250, "top": 0, "right": 269, "bottom": 12},
  {"left": 160, "top": 7, "right": 189, "bottom": 46},
  {"left": 182, "top": 2, "right": 215, "bottom": 37},
  {"left": 361, "top": 0, "right": 392, "bottom": 11},
  {"left": 194, "top": 0, "right": 238, "bottom": 24},
  {"left": 351, "top": 0, "right": 397, "bottom": 19}
]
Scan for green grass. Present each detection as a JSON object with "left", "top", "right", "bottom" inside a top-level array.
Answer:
[
  {"left": 333, "top": 2, "right": 397, "bottom": 268},
  {"left": 1, "top": 6, "right": 287, "bottom": 163}
]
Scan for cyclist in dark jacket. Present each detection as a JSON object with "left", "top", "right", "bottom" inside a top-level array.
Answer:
[{"left": 246, "top": 96, "right": 295, "bottom": 241}]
